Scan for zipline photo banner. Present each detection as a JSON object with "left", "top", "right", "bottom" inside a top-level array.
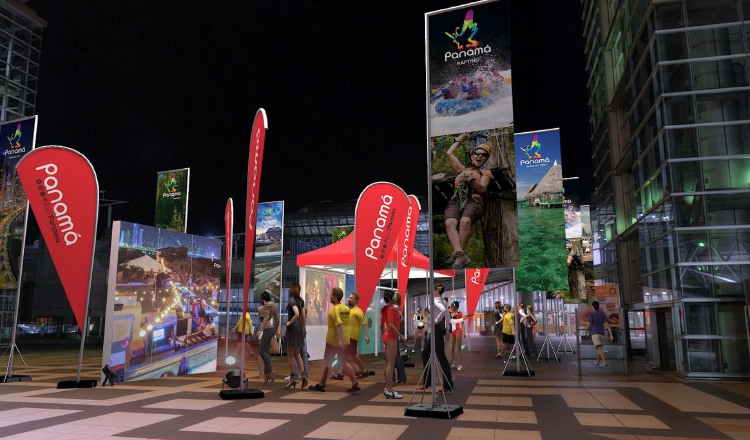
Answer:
[{"left": 155, "top": 168, "right": 190, "bottom": 232}]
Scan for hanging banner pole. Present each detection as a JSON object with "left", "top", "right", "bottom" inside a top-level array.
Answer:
[{"left": 224, "top": 198, "right": 233, "bottom": 363}]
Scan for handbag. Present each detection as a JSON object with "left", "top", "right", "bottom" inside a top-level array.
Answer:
[{"left": 270, "top": 334, "right": 280, "bottom": 355}]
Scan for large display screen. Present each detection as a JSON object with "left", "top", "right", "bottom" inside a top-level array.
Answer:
[{"left": 102, "top": 221, "right": 223, "bottom": 382}]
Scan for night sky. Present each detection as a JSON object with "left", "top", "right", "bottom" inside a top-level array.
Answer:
[{"left": 25, "top": 1, "right": 591, "bottom": 237}]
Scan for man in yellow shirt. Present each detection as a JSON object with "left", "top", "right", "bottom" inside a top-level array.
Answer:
[
  {"left": 500, "top": 303, "right": 515, "bottom": 360},
  {"left": 347, "top": 292, "right": 370, "bottom": 379},
  {"left": 308, "top": 287, "right": 360, "bottom": 393}
]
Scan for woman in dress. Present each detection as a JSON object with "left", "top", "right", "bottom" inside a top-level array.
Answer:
[
  {"left": 413, "top": 306, "right": 426, "bottom": 352},
  {"left": 257, "top": 290, "right": 280, "bottom": 383},
  {"left": 284, "top": 283, "right": 306, "bottom": 389},
  {"left": 381, "top": 290, "right": 406, "bottom": 399}
]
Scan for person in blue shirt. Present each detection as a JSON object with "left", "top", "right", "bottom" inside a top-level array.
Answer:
[{"left": 584, "top": 301, "right": 614, "bottom": 367}]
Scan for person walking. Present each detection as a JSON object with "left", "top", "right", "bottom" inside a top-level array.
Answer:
[
  {"left": 257, "top": 290, "right": 280, "bottom": 383},
  {"left": 584, "top": 301, "right": 614, "bottom": 367},
  {"left": 419, "top": 284, "right": 454, "bottom": 391},
  {"left": 347, "top": 291, "right": 370, "bottom": 379},
  {"left": 233, "top": 310, "right": 254, "bottom": 360},
  {"left": 283, "top": 283, "right": 306, "bottom": 390},
  {"left": 382, "top": 290, "right": 407, "bottom": 398},
  {"left": 308, "top": 287, "right": 360, "bottom": 393}
]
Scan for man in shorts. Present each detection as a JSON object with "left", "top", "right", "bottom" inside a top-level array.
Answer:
[
  {"left": 308, "top": 287, "right": 360, "bottom": 392},
  {"left": 584, "top": 301, "right": 614, "bottom": 367},
  {"left": 443, "top": 133, "right": 494, "bottom": 269}
]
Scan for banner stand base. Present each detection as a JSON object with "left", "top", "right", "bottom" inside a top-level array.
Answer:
[
  {"left": 405, "top": 403, "right": 463, "bottom": 419},
  {"left": 219, "top": 389, "right": 264, "bottom": 400},
  {"left": 502, "top": 370, "right": 535, "bottom": 377},
  {"left": 2, "top": 374, "right": 32, "bottom": 383},
  {"left": 57, "top": 380, "right": 98, "bottom": 389}
]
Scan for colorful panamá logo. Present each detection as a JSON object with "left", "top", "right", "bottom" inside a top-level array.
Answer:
[
  {"left": 445, "top": 10, "right": 478, "bottom": 50},
  {"left": 520, "top": 134, "right": 550, "bottom": 166},
  {"left": 443, "top": 9, "right": 491, "bottom": 62}
]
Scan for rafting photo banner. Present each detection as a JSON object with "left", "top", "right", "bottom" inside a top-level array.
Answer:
[
  {"left": 252, "top": 201, "right": 283, "bottom": 303},
  {"left": 0, "top": 116, "right": 36, "bottom": 291},
  {"left": 514, "top": 128, "right": 568, "bottom": 292},
  {"left": 155, "top": 168, "right": 190, "bottom": 233},
  {"left": 427, "top": 0, "right": 512, "bottom": 137}
]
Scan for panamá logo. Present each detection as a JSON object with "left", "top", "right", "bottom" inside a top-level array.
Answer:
[
  {"left": 35, "top": 163, "right": 81, "bottom": 246},
  {"left": 444, "top": 9, "right": 491, "bottom": 62},
  {"left": 3, "top": 123, "right": 25, "bottom": 157},
  {"left": 520, "top": 135, "right": 550, "bottom": 166},
  {"left": 520, "top": 135, "right": 542, "bottom": 159},
  {"left": 162, "top": 172, "right": 182, "bottom": 198}
]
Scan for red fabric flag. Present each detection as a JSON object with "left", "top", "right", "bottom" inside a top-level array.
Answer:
[
  {"left": 243, "top": 109, "right": 267, "bottom": 316},
  {"left": 465, "top": 268, "right": 490, "bottom": 322},
  {"left": 16, "top": 146, "right": 99, "bottom": 332},
  {"left": 396, "top": 195, "right": 420, "bottom": 309},
  {"left": 354, "top": 182, "right": 410, "bottom": 311}
]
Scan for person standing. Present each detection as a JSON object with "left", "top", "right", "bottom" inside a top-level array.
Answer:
[
  {"left": 500, "top": 303, "right": 515, "bottom": 360},
  {"left": 233, "top": 310, "right": 254, "bottom": 360},
  {"left": 381, "top": 290, "right": 407, "bottom": 398},
  {"left": 449, "top": 301, "right": 464, "bottom": 371},
  {"left": 584, "top": 301, "right": 614, "bottom": 367},
  {"left": 419, "top": 284, "right": 454, "bottom": 391},
  {"left": 308, "top": 287, "right": 360, "bottom": 393},
  {"left": 347, "top": 291, "right": 370, "bottom": 379},
  {"left": 525, "top": 305, "right": 538, "bottom": 357},
  {"left": 283, "top": 283, "right": 306, "bottom": 390},
  {"left": 493, "top": 301, "right": 504, "bottom": 358},
  {"left": 257, "top": 290, "right": 280, "bottom": 383},
  {"left": 517, "top": 303, "right": 529, "bottom": 355},
  {"left": 413, "top": 306, "right": 426, "bottom": 352}
]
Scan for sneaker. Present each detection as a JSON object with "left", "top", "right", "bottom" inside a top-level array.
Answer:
[
  {"left": 329, "top": 373, "right": 344, "bottom": 380},
  {"left": 444, "top": 251, "right": 457, "bottom": 266},
  {"left": 599, "top": 362, "right": 608, "bottom": 368},
  {"left": 457, "top": 365, "right": 463, "bottom": 371},
  {"left": 284, "top": 376, "right": 291, "bottom": 381},
  {"left": 593, "top": 361, "right": 600, "bottom": 367},
  {"left": 451, "top": 251, "right": 471, "bottom": 269},
  {"left": 384, "top": 388, "right": 403, "bottom": 399},
  {"left": 308, "top": 384, "right": 325, "bottom": 392}
]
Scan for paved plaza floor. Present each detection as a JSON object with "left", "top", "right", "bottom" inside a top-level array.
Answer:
[{"left": 1, "top": 335, "right": 750, "bottom": 439}]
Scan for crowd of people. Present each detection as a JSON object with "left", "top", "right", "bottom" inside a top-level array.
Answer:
[
  {"left": 431, "top": 70, "right": 507, "bottom": 102},
  {"left": 229, "top": 283, "right": 614, "bottom": 397}
]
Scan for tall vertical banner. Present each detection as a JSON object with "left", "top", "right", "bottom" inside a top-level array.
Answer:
[
  {"left": 0, "top": 116, "right": 37, "bottom": 290},
  {"left": 427, "top": 1, "right": 518, "bottom": 270},
  {"left": 354, "top": 182, "right": 410, "bottom": 312},
  {"left": 16, "top": 146, "right": 99, "bottom": 332},
  {"left": 155, "top": 168, "right": 190, "bottom": 232},
  {"left": 397, "top": 195, "right": 421, "bottom": 309},
  {"left": 243, "top": 109, "right": 268, "bottom": 319},
  {"left": 514, "top": 128, "right": 567, "bottom": 291},
  {"left": 252, "top": 201, "right": 284, "bottom": 302},
  {"left": 427, "top": 1, "right": 512, "bottom": 137},
  {"left": 465, "top": 267, "right": 489, "bottom": 321}
]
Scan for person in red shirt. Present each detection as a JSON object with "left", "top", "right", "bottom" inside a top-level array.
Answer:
[
  {"left": 449, "top": 301, "right": 464, "bottom": 371},
  {"left": 381, "top": 290, "right": 406, "bottom": 399}
]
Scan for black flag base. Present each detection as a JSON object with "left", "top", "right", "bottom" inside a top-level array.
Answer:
[
  {"left": 57, "top": 379, "right": 98, "bottom": 389},
  {"left": 405, "top": 403, "right": 463, "bottom": 419},
  {"left": 2, "top": 375, "right": 32, "bottom": 383},
  {"left": 219, "top": 389, "right": 265, "bottom": 400}
]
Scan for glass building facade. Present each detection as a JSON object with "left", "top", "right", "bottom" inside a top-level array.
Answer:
[
  {"left": 582, "top": 0, "right": 750, "bottom": 378},
  {"left": 0, "top": 0, "right": 44, "bottom": 344}
]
